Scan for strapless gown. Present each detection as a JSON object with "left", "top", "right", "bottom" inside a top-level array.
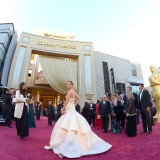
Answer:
[{"left": 44, "top": 98, "right": 112, "bottom": 158}]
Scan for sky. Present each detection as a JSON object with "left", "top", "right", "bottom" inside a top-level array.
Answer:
[{"left": 1, "top": 0, "right": 160, "bottom": 86}]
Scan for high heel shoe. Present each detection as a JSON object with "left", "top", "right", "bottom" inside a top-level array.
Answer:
[
  {"left": 58, "top": 154, "right": 64, "bottom": 158},
  {"left": 44, "top": 146, "right": 52, "bottom": 150}
]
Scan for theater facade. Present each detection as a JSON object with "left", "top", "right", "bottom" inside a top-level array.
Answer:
[
  {"left": 7, "top": 31, "right": 144, "bottom": 107},
  {"left": 7, "top": 32, "right": 97, "bottom": 107}
]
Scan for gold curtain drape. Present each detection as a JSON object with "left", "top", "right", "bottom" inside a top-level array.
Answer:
[{"left": 39, "top": 56, "right": 77, "bottom": 94}]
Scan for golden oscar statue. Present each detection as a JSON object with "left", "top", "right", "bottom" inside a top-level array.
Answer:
[{"left": 149, "top": 65, "right": 160, "bottom": 123}]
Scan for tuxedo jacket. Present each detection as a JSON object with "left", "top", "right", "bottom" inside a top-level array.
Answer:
[
  {"left": 138, "top": 89, "right": 151, "bottom": 112},
  {"left": 3, "top": 93, "right": 13, "bottom": 113},
  {"left": 47, "top": 105, "right": 54, "bottom": 116},
  {"left": 89, "top": 103, "right": 96, "bottom": 115},
  {"left": 35, "top": 104, "right": 42, "bottom": 113},
  {"left": 57, "top": 103, "right": 63, "bottom": 114},
  {"left": 99, "top": 101, "right": 111, "bottom": 118}
]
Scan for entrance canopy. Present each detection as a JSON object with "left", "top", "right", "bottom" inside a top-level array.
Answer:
[{"left": 39, "top": 55, "right": 77, "bottom": 94}]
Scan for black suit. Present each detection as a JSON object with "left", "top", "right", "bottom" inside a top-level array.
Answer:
[
  {"left": 35, "top": 104, "right": 42, "bottom": 120},
  {"left": 89, "top": 103, "right": 96, "bottom": 127},
  {"left": 47, "top": 105, "right": 54, "bottom": 125},
  {"left": 99, "top": 101, "right": 111, "bottom": 132},
  {"left": 3, "top": 93, "right": 13, "bottom": 127},
  {"left": 138, "top": 89, "right": 152, "bottom": 132},
  {"left": 57, "top": 103, "right": 63, "bottom": 119},
  {"left": 82, "top": 104, "right": 91, "bottom": 124}
]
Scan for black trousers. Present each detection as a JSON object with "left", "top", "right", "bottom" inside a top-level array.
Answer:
[
  {"left": 48, "top": 115, "right": 53, "bottom": 125},
  {"left": 91, "top": 114, "right": 96, "bottom": 127},
  {"left": 136, "top": 110, "right": 140, "bottom": 124},
  {"left": 141, "top": 110, "right": 152, "bottom": 132},
  {"left": 5, "top": 110, "right": 12, "bottom": 126},
  {"left": 120, "top": 111, "right": 126, "bottom": 128},
  {"left": 36, "top": 113, "right": 41, "bottom": 120},
  {"left": 102, "top": 117, "right": 109, "bottom": 132}
]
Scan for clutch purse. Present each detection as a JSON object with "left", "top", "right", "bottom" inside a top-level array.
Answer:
[{"left": 97, "top": 115, "right": 101, "bottom": 119}]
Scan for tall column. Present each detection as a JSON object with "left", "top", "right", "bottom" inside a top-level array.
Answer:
[
  {"left": 37, "top": 91, "right": 40, "bottom": 102},
  {"left": 84, "top": 55, "right": 92, "bottom": 94}
]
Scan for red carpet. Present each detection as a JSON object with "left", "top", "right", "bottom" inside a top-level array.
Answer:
[{"left": 0, "top": 117, "right": 160, "bottom": 160}]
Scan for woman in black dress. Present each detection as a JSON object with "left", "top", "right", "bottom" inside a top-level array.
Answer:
[
  {"left": 81, "top": 102, "right": 91, "bottom": 125},
  {"left": 13, "top": 82, "right": 29, "bottom": 140},
  {"left": 125, "top": 93, "right": 137, "bottom": 137}
]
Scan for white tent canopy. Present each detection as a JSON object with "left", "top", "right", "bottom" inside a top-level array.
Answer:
[{"left": 39, "top": 55, "right": 77, "bottom": 94}]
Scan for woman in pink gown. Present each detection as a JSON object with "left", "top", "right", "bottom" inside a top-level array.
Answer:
[{"left": 44, "top": 81, "right": 112, "bottom": 158}]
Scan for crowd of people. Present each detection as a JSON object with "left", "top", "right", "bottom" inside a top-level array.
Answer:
[
  {"left": 0, "top": 82, "right": 83, "bottom": 138},
  {"left": 81, "top": 84, "right": 156, "bottom": 137},
  {"left": 0, "top": 81, "right": 157, "bottom": 159},
  {"left": 0, "top": 82, "right": 156, "bottom": 140}
]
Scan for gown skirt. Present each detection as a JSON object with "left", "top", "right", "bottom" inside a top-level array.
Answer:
[
  {"left": 44, "top": 98, "right": 112, "bottom": 158},
  {"left": 15, "top": 104, "right": 29, "bottom": 137},
  {"left": 28, "top": 104, "right": 36, "bottom": 128},
  {"left": 125, "top": 115, "right": 137, "bottom": 137}
]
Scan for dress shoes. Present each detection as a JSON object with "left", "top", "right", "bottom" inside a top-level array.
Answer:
[
  {"left": 103, "top": 131, "right": 108, "bottom": 133},
  {"left": 140, "top": 130, "right": 147, "bottom": 134},
  {"left": 148, "top": 131, "right": 152, "bottom": 134}
]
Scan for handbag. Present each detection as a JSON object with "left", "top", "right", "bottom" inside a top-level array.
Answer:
[{"left": 97, "top": 115, "right": 101, "bottom": 119}]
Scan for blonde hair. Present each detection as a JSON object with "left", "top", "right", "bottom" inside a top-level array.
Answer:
[
  {"left": 127, "top": 93, "right": 135, "bottom": 100},
  {"left": 111, "top": 92, "right": 118, "bottom": 97}
]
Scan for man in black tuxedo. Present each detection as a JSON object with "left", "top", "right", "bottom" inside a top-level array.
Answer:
[
  {"left": 89, "top": 100, "right": 96, "bottom": 127},
  {"left": 99, "top": 95, "right": 111, "bottom": 133},
  {"left": 57, "top": 100, "right": 64, "bottom": 120},
  {"left": 138, "top": 84, "right": 152, "bottom": 134},
  {"left": 35, "top": 101, "right": 42, "bottom": 120},
  {"left": 3, "top": 89, "right": 14, "bottom": 127},
  {"left": 47, "top": 101, "right": 54, "bottom": 126}
]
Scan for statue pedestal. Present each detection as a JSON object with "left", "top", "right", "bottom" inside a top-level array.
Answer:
[{"left": 153, "top": 117, "right": 160, "bottom": 123}]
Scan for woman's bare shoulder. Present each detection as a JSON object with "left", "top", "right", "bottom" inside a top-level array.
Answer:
[{"left": 69, "top": 89, "right": 76, "bottom": 98}]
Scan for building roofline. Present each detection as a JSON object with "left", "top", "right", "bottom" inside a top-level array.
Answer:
[
  {"left": 94, "top": 51, "right": 130, "bottom": 61},
  {"left": 21, "top": 32, "right": 93, "bottom": 44},
  {"left": 0, "top": 23, "right": 15, "bottom": 32},
  {"left": 94, "top": 51, "right": 141, "bottom": 65}
]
